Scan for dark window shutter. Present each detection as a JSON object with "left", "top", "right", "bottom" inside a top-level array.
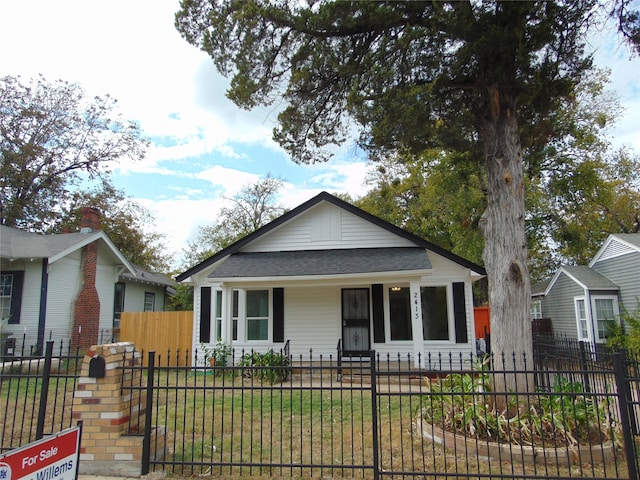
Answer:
[
  {"left": 8, "top": 271, "right": 24, "bottom": 324},
  {"left": 372, "top": 284, "right": 385, "bottom": 343},
  {"left": 199, "top": 287, "right": 211, "bottom": 343},
  {"left": 273, "top": 288, "right": 284, "bottom": 342},
  {"left": 453, "top": 282, "right": 468, "bottom": 343}
]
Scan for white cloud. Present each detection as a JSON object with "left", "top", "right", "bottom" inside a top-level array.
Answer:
[{"left": 195, "top": 167, "right": 261, "bottom": 196}]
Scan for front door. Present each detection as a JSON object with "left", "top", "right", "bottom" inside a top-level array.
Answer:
[{"left": 341, "top": 288, "right": 370, "bottom": 354}]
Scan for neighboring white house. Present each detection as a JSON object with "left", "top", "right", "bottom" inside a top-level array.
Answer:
[
  {"left": 177, "top": 192, "right": 486, "bottom": 367},
  {"left": 0, "top": 208, "right": 174, "bottom": 352},
  {"left": 531, "top": 233, "right": 640, "bottom": 346}
]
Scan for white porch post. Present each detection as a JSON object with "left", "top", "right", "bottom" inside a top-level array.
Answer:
[
  {"left": 585, "top": 289, "right": 596, "bottom": 348},
  {"left": 220, "top": 286, "right": 233, "bottom": 346},
  {"left": 409, "top": 282, "right": 424, "bottom": 368}
]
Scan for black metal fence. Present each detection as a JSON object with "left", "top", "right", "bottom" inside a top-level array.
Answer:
[
  {"left": 4, "top": 336, "right": 640, "bottom": 479},
  {"left": 0, "top": 341, "right": 83, "bottom": 454},
  {"left": 122, "top": 343, "right": 640, "bottom": 479},
  {"left": 1, "top": 329, "right": 115, "bottom": 358}
]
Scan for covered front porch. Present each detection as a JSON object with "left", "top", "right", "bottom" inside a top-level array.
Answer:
[{"left": 197, "top": 275, "right": 477, "bottom": 369}]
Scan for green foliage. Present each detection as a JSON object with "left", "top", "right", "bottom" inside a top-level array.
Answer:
[
  {"left": 200, "top": 341, "right": 232, "bottom": 367},
  {"left": 422, "top": 367, "right": 617, "bottom": 447},
  {"left": 0, "top": 75, "right": 148, "bottom": 231},
  {"left": 55, "top": 180, "right": 173, "bottom": 272},
  {"left": 176, "top": 0, "right": 640, "bottom": 363},
  {"left": 239, "top": 349, "right": 290, "bottom": 385},
  {"left": 167, "top": 283, "right": 193, "bottom": 311},
  {"left": 357, "top": 150, "right": 486, "bottom": 267},
  {"left": 181, "top": 174, "right": 286, "bottom": 270},
  {"left": 607, "top": 303, "right": 640, "bottom": 352},
  {"left": 357, "top": 70, "right": 640, "bottom": 283}
]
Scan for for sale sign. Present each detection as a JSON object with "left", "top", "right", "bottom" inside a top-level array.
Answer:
[{"left": 0, "top": 426, "right": 81, "bottom": 480}]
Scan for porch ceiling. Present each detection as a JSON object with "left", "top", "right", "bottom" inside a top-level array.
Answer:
[{"left": 207, "top": 247, "right": 431, "bottom": 279}]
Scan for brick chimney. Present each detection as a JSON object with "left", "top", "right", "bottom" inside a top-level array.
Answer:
[
  {"left": 80, "top": 206, "right": 101, "bottom": 232},
  {"left": 72, "top": 207, "right": 102, "bottom": 350}
]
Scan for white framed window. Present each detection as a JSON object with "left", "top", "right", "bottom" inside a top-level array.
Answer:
[
  {"left": 530, "top": 300, "right": 543, "bottom": 319},
  {"left": 246, "top": 289, "right": 270, "bottom": 341},
  {"left": 214, "top": 289, "right": 238, "bottom": 341},
  {"left": 574, "top": 297, "right": 589, "bottom": 341},
  {"left": 421, "top": 285, "right": 451, "bottom": 341},
  {"left": 212, "top": 288, "right": 272, "bottom": 343},
  {"left": 0, "top": 273, "right": 13, "bottom": 322},
  {"left": 387, "top": 286, "right": 413, "bottom": 341},
  {"left": 144, "top": 292, "right": 155, "bottom": 312},
  {"left": 591, "top": 295, "right": 619, "bottom": 343}
]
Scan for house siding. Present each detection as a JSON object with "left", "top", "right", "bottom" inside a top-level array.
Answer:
[
  {"left": 123, "top": 281, "right": 167, "bottom": 313},
  {"left": 96, "top": 262, "right": 116, "bottom": 333},
  {"left": 47, "top": 254, "right": 83, "bottom": 342},
  {"left": 192, "top": 286, "right": 204, "bottom": 353},
  {"left": 541, "top": 273, "right": 584, "bottom": 338},
  {"left": 592, "top": 253, "right": 640, "bottom": 314},
  {"left": 2, "top": 260, "right": 42, "bottom": 345},
  {"left": 243, "top": 203, "right": 415, "bottom": 252},
  {"left": 283, "top": 286, "right": 341, "bottom": 357},
  {"left": 44, "top": 249, "right": 118, "bottom": 345}
]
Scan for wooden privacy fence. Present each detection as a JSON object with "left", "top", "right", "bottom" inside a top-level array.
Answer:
[{"left": 120, "top": 311, "right": 193, "bottom": 366}]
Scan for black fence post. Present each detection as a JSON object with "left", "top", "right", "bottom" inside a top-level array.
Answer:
[
  {"left": 141, "top": 351, "right": 155, "bottom": 476},
  {"left": 612, "top": 351, "right": 639, "bottom": 480},
  {"left": 578, "top": 341, "right": 591, "bottom": 393},
  {"left": 35, "top": 341, "right": 54, "bottom": 440},
  {"left": 369, "top": 350, "right": 380, "bottom": 480}
]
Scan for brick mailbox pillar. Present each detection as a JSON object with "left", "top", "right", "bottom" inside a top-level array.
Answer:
[{"left": 72, "top": 342, "right": 165, "bottom": 476}]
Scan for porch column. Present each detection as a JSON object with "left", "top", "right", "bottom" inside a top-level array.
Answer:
[
  {"left": 409, "top": 282, "right": 424, "bottom": 368},
  {"left": 220, "top": 286, "right": 233, "bottom": 346},
  {"left": 585, "top": 289, "right": 596, "bottom": 348}
]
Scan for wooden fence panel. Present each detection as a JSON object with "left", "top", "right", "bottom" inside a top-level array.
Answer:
[{"left": 120, "top": 311, "right": 193, "bottom": 366}]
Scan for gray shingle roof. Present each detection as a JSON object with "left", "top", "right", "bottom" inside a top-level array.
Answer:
[
  {"left": 531, "top": 277, "right": 551, "bottom": 296},
  {"left": 208, "top": 247, "right": 431, "bottom": 278},
  {"left": 121, "top": 264, "right": 175, "bottom": 287},
  {"left": 562, "top": 265, "right": 619, "bottom": 290},
  {"left": 0, "top": 225, "right": 97, "bottom": 259}
]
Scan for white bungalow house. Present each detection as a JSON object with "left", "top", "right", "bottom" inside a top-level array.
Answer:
[
  {"left": 177, "top": 192, "right": 486, "bottom": 366},
  {"left": 0, "top": 207, "right": 175, "bottom": 352}
]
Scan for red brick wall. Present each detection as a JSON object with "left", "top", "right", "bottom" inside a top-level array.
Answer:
[{"left": 72, "top": 241, "right": 100, "bottom": 349}]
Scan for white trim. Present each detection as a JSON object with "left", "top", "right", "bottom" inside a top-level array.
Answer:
[
  {"left": 589, "top": 234, "right": 640, "bottom": 267},
  {"left": 590, "top": 295, "right": 620, "bottom": 343},
  {"left": 530, "top": 299, "right": 543, "bottom": 319},
  {"left": 409, "top": 282, "right": 424, "bottom": 365},
  {"left": 209, "top": 269, "right": 431, "bottom": 285},
  {"left": 48, "top": 231, "right": 135, "bottom": 275},
  {"left": 574, "top": 296, "right": 590, "bottom": 342}
]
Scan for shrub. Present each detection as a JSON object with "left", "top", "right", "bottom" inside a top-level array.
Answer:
[
  {"left": 200, "top": 341, "right": 232, "bottom": 367},
  {"left": 422, "top": 364, "right": 618, "bottom": 447},
  {"left": 607, "top": 302, "right": 640, "bottom": 352},
  {"left": 240, "top": 349, "right": 290, "bottom": 384}
]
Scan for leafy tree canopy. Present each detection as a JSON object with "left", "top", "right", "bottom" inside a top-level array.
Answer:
[
  {"left": 0, "top": 75, "right": 148, "bottom": 231},
  {"left": 56, "top": 180, "right": 173, "bottom": 272},
  {"left": 176, "top": 0, "right": 640, "bottom": 379},
  {"left": 182, "top": 174, "right": 287, "bottom": 269},
  {"left": 357, "top": 70, "right": 639, "bottom": 283},
  {"left": 174, "top": 175, "right": 287, "bottom": 310}
]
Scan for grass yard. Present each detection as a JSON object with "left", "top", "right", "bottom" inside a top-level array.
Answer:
[{"left": 145, "top": 368, "right": 630, "bottom": 479}]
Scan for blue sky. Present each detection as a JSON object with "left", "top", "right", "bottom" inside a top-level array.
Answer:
[{"left": 1, "top": 1, "right": 639, "bottom": 268}]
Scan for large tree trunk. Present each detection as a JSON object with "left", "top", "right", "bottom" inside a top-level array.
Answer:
[{"left": 479, "top": 85, "right": 533, "bottom": 399}]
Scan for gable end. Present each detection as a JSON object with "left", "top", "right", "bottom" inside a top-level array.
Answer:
[{"left": 597, "top": 238, "right": 636, "bottom": 262}]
